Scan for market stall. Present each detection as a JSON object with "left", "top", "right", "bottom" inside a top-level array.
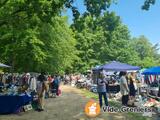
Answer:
[
  {"left": 93, "top": 61, "right": 140, "bottom": 71},
  {"left": 0, "top": 71, "right": 46, "bottom": 114},
  {"left": 142, "top": 66, "right": 160, "bottom": 99},
  {"left": 0, "top": 83, "right": 32, "bottom": 114},
  {"left": 92, "top": 61, "right": 140, "bottom": 93},
  {"left": 0, "top": 94, "right": 31, "bottom": 114},
  {"left": 140, "top": 66, "right": 160, "bottom": 114},
  {"left": 103, "top": 72, "right": 120, "bottom": 93}
]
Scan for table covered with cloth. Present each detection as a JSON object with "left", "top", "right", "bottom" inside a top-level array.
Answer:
[
  {"left": 0, "top": 94, "right": 32, "bottom": 114},
  {"left": 107, "top": 85, "right": 120, "bottom": 93}
]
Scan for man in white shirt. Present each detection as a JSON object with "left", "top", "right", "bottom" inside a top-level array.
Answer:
[{"left": 119, "top": 71, "right": 129, "bottom": 106}]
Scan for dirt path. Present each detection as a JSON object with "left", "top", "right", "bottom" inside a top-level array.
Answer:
[{"left": 0, "top": 85, "right": 150, "bottom": 120}]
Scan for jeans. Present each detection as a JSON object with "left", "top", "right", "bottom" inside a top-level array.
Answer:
[
  {"left": 98, "top": 92, "right": 108, "bottom": 107},
  {"left": 122, "top": 95, "right": 129, "bottom": 106}
]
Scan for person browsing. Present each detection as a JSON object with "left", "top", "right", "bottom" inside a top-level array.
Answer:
[{"left": 97, "top": 72, "right": 108, "bottom": 108}]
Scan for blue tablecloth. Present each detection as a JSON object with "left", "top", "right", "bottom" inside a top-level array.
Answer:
[{"left": 0, "top": 94, "right": 32, "bottom": 114}]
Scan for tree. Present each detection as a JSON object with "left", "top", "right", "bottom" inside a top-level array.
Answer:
[
  {"left": 72, "top": 15, "right": 102, "bottom": 72},
  {"left": 0, "top": 0, "right": 67, "bottom": 27},
  {"left": 66, "top": 0, "right": 115, "bottom": 21},
  {"left": 0, "top": 0, "right": 79, "bottom": 73},
  {"left": 142, "top": 0, "right": 156, "bottom": 10},
  {"left": 84, "top": 0, "right": 113, "bottom": 17},
  {"left": 131, "top": 36, "right": 153, "bottom": 60},
  {"left": 72, "top": 10, "right": 139, "bottom": 72},
  {"left": 0, "top": 11, "right": 47, "bottom": 72},
  {"left": 130, "top": 36, "right": 160, "bottom": 67},
  {"left": 96, "top": 13, "right": 141, "bottom": 65},
  {"left": 38, "top": 16, "right": 78, "bottom": 74}
]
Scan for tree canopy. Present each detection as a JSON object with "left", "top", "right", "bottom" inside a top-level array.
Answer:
[
  {"left": 0, "top": 0, "right": 159, "bottom": 74},
  {"left": 0, "top": 0, "right": 77, "bottom": 74},
  {"left": 70, "top": 0, "right": 160, "bottom": 71},
  {"left": 142, "top": 0, "right": 156, "bottom": 10}
]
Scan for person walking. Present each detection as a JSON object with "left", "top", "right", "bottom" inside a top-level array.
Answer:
[
  {"left": 119, "top": 71, "right": 129, "bottom": 106},
  {"left": 37, "top": 72, "right": 48, "bottom": 111},
  {"left": 97, "top": 72, "right": 108, "bottom": 108},
  {"left": 52, "top": 75, "right": 61, "bottom": 96}
]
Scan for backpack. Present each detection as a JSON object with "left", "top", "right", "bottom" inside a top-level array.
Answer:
[{"left": 54, "top": 79, "right": 59, "bottom": 86}]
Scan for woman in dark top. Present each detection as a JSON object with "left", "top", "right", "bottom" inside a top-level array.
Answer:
[{"left": 129, "top": 72, "right": 137, "bottom": 99}]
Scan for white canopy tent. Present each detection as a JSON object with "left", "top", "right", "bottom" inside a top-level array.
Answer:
[{"left": 0, "top": 63, "right": 11, "bottom": 68}]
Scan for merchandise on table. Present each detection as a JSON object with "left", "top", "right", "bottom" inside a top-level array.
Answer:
[
  {"left": 108, "top": 84, "right": 120, "bottom": 93},
  {"left": 142, "top": 98, "right": 159, "bottom": 107},
  {"left": 0, "top": 94, "right": 32, "bottom": 114}
]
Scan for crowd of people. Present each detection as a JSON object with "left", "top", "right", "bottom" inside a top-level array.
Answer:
[
  {"left": 96, "top": 71, "right": 142, "bottom": 107},
  {"left": 1, "top": 70, "right": 160, "bottom": 112}
]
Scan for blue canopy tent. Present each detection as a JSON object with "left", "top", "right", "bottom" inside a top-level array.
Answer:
[
  {"left": 0, "top": 63, "right": 11, "bottom": 68},
  {"left": 93, "top": 61, "right": 140, "bottom": 71},
  {"left": 92, "top": 61, "right": 140, "bottom": 93},
  {"left": 142, "top": 66, "right": 160, "bottom": 75},
  {"left": 142, "top": 67, "right": 160, "bottom": 98}
]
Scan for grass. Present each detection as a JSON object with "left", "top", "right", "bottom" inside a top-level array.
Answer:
[
  {"left": 80, "top": 88, "right": 152, "bottom": 120},
  {"left": 127, "top": 112, "right": 150, "bottom": 120},
  {"left": 81, "top": 89, "right": 121, "bottom": 107}
]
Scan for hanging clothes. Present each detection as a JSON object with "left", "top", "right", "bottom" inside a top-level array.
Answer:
[
  {"left": 148, "top": 75, "right": 154, "bottom": 84},
  {"left": 141, "top": 75, "right": 145, "bottom": 84},
  {"left": 144, "top": 75, "right": 147, "bottom": 84},
  {"left": 29, "top": 77, "right": 37, "bottom": 91}
]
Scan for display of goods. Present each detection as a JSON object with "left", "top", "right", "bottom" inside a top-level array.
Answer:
[
  {"left": 150, "top": 82, "right": 158, "bottom": 87},
  {"left": 148, "top": 98, "right": 156, "bottom": 102},
  {"left": 155, "top": 103, "right": 160, "bottom": 108},
  {"left": 143, "top": 101, "right": 155, "bottom": 107},
  {"left": 143, "top": 98, "right": 159, "bottom": 107}
]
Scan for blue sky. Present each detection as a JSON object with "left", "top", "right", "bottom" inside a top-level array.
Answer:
[{"left": 66, "top": 0, "right": 160, "bottom": 45}]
